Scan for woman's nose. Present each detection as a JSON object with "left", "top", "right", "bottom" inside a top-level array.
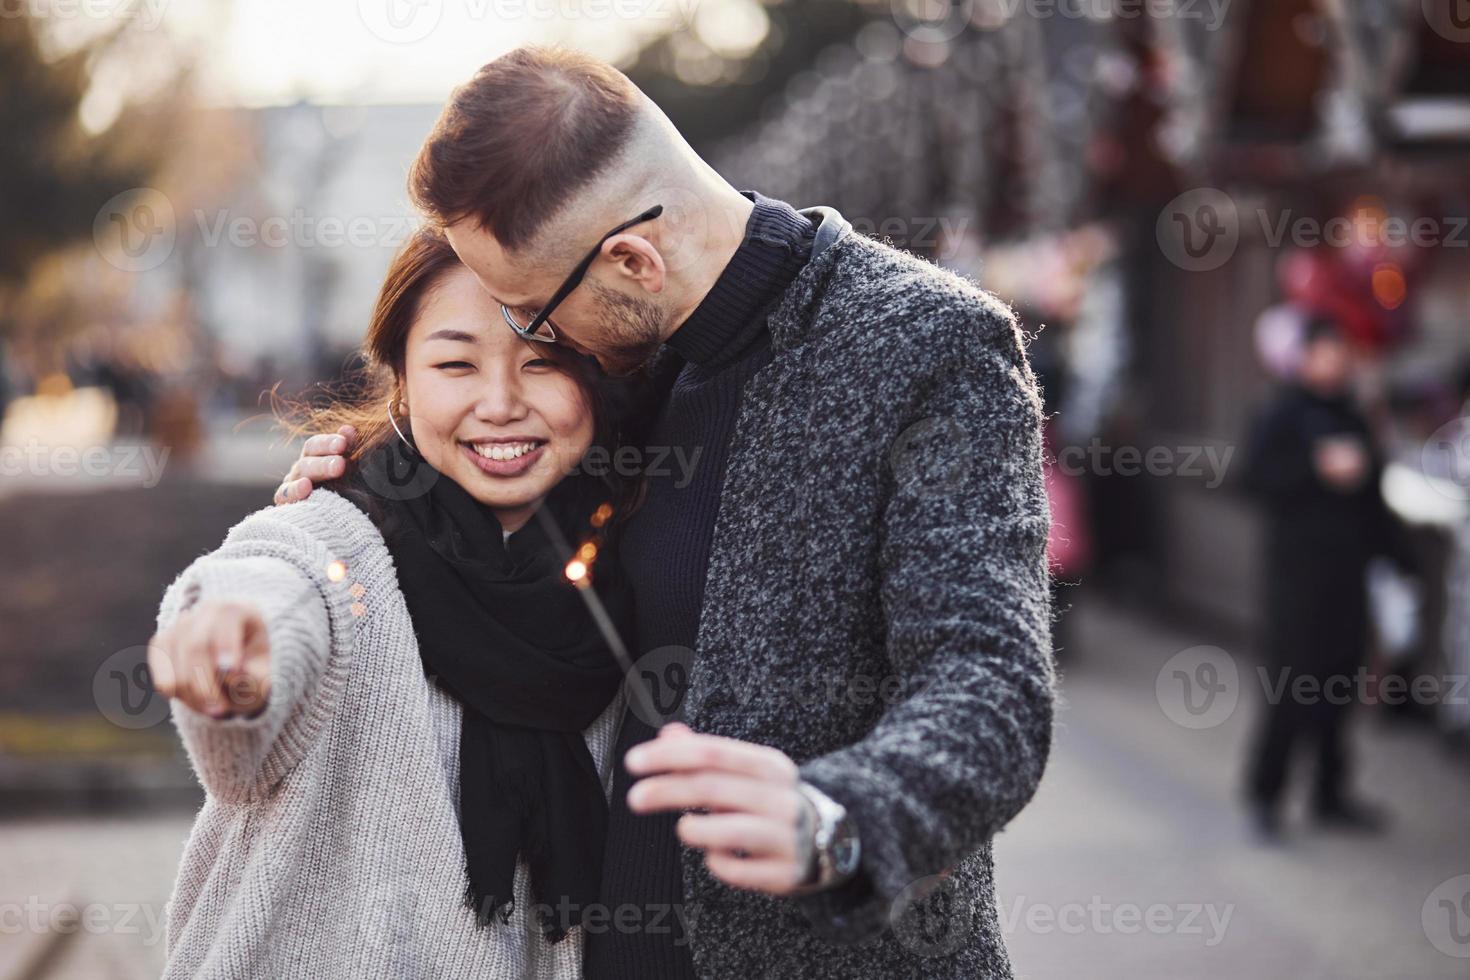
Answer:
[{"left": 474, "top": 371, "right": 529, "bottom": 425}]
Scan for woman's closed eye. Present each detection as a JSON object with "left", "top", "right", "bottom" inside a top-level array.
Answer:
[{"left": 434, "top": 360, "right": 475, "bottom": 372}]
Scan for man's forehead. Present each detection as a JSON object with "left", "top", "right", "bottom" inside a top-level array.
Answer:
[{"left": 444, "top": 221, "right": 543, "bottom": 306}]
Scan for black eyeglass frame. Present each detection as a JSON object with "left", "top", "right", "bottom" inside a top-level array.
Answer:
[{"left": 500, "top": 204, "right": 665, "bottom": 343}]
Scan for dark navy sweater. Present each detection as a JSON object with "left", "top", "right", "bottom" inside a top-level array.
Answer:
[{"left": 583, "top": 193, "right": 815, "bottom": 979}]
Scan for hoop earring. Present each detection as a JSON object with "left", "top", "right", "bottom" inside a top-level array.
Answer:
[{"left": 388, "top": 401, "right": 416, "bottom": 454}]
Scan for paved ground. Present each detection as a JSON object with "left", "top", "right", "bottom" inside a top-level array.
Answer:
[
  {"left": 995, "top": 599, "right": 1470, "bottom": 980},
  {"left": 1, "top": 815, "right": 184, "bottom": 980},
  {"left": 2, "top": 597, "right": 1468, "bottom": 978}
]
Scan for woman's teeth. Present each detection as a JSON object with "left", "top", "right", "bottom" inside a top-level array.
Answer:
[{"left": 469, "top": 441, "right": 539, "bottom": 461}]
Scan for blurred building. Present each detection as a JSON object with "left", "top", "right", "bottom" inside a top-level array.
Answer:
[
  {"left": 182, "top": 102, "right": 442, "bottom": 393},
  {"left": 706, "top": 0, "right": 1470, "bottom": 651}
]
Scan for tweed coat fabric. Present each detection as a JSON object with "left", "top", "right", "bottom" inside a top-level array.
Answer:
[{"left": 670, "top": 207, "right": 1056, "bottom": 978}]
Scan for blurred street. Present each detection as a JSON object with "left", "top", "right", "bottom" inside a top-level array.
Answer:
[
  {"left": 996, "top": 600, "right": 1470, "bottom": 980},
  {"left": 5, "top": 597, "right": 1468, "bottom": 979}
]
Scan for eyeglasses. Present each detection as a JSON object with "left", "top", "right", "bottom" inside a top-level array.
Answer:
[{"left": 501, "top": 204, "right": 664, "bottom": 343}]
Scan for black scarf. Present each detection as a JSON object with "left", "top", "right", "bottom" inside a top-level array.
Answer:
[{"left": 348, "top": 439, "right": 630, "bottom": 941}]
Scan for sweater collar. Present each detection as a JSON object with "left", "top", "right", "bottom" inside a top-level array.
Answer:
[
  {"left": 666, "top": 192, "right": 816, "bottom": 369},
  {"left": 761, "top": 205, "right": 855, "bottom": 354}
]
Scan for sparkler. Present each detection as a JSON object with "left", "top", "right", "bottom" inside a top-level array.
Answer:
[{"left": 532, "top": 502, "right": 662, "bottom": 725}]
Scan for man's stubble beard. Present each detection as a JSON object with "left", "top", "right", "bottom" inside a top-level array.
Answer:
[{"left": 586, "top": 279, "right": 667, "bottom": 377}]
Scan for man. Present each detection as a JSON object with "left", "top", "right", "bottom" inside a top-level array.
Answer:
[
  {"left": 1242, "top": 318, "right": 1407, "bottom": 840},
  {"left": 282, "top": 47, "right": 1054, "bottom": 978}
]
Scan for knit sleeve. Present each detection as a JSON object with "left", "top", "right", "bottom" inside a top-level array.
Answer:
[
  {"left": 793, "top": 296, "right": 1056, "bottom": 942},
  {"left": 157, "top": 512, "right": 359, "bottom": 804}
]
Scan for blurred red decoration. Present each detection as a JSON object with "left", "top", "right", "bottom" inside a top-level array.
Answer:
[{"left": 1275, "top": 232, "right": 1415, "bottom": 352}]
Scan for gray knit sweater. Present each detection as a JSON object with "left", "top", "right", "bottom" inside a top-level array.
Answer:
[
  {"left": 155, "top": 489, "right": 622, "bottom": 979},
  {"left": 671, "top": 208, "right": 1056, "bottom": 978}
]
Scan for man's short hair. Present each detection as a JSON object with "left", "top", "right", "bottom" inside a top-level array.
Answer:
[{"left": 408, "top": 46, "right": 640, "bottom": 251}]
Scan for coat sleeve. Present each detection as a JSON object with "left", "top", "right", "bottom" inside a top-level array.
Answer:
[
  {"left": 793, "top": 297, "right": 1056, "bottom": 942},
  {"left": 156, "top": 516, "right": 355, "bottom": 804}
]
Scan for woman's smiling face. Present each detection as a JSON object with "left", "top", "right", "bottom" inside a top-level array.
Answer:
[{"left": 401, "top": 266, "right": 595, "bottom": 531}]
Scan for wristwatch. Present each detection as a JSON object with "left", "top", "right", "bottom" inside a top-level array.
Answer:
[{"left": 794, "top": 781, "right": 862, "bottom": 892}]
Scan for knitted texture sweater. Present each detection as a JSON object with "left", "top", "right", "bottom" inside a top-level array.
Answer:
[
  {"left": 660, "top": 208, "right": 1056, "bottom": 979},
  {"left": 586, "top": 192, "right": 813, "bottom": 978},
  {"left": 155, "top": 489, "right": 622, "bottom": 979}
]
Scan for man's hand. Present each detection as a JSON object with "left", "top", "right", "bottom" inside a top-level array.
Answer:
[
  {"left": 275, "top": 425, "right": 356, "bottom": 505},
  {"left": 148, "top": 601, "right": 272, "bottom": 719},
  {"left": 625, "top": 722, "right": 816, "bottom": 896}
]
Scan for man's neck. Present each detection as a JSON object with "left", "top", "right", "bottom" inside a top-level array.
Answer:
[{"left": 662, "top": 191, "right": 756, "bottom": 342}]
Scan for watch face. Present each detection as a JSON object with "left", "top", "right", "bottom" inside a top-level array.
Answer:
[{"left": 831, "top": 824, "right": 861, "bottom": 877}]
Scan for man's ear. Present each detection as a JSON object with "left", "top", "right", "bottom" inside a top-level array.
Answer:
[{"left": 601, "top": 234, "right": 666, "bottom": 294}]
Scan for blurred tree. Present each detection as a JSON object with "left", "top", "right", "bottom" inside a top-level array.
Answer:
[
  {"left": 0, "top": 12, "right": 162, "bottom": 291},
  {"left": 622, "top": 0, "right": 875, "bottom": 151},
  {"left": 0, "top": 9, "right": 176, "bottom": 407}
]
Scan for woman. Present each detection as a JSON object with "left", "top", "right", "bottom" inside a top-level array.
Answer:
[{"left": 148, "top": 227, "right": 636, "bottom": 978}]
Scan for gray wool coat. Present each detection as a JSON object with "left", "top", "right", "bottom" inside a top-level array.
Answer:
[{"left": 673, "top": 206, "right": 1056, "bottom": 979}]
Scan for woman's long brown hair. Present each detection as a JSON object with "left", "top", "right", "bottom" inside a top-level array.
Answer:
[{"left": 278, "top": 225, "right": 640, "bottom": 521}]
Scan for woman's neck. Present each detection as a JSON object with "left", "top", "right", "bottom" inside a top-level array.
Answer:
[{"left": 495, "top": 507, "right": 532, "bottom": 534}]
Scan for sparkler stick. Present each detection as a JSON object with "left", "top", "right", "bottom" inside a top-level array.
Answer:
[{"left": 533, "top": 503, "right": 662, "bottom": 726}]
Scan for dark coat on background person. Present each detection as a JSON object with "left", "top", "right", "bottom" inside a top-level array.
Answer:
[
  {"left": 663, "top": 210, "right": 1056, "bottom": 978},
  {"left": 1242, "top": 384, "right": 1402, "bottom": 675},
  {"left": 1242, "top": 383, "right": 1406, "bottom": 808}
]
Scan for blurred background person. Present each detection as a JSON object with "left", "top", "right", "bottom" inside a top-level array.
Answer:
[{"left": 1242, "top": 319, "right": 1414, "bottom": 840}]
